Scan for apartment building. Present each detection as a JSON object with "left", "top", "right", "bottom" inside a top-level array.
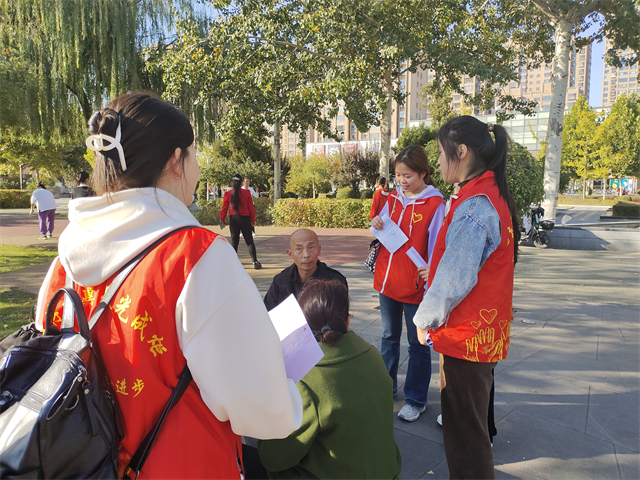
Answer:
[
  {"left": 601, "top": 39, "right": 639, "bottom": 108},
  {"left": 289, "top": 43, "right": 592, "bottom": 157}
]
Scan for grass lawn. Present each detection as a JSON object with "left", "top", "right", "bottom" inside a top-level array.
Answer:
[
  {"left": 0, "top": 244, "right": 57, "bottom": 274},
  {"left": 0, "top": 288, "right": 37, "bottom": 338}
]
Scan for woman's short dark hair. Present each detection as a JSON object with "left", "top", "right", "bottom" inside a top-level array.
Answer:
[
  {"left": 76, "top": 171, "right": 90, "bottom": 186},
  {"left": 394, "top": 146, "right": 437, "bottom": 188},
  {"left": 376, "top": 176, "right": 387, "bottom": 188},
  {"left": 298, "top": 279, "right": 349, "bottom": 346},
  {"left": 88, "top": 91, "right": 194, "bottom": 196}
]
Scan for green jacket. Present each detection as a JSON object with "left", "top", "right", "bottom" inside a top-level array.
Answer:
[{"left": 258, "top": 331, "right": 402, "bottom": 479}]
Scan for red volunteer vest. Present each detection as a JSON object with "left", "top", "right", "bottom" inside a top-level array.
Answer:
[
  {"left": 428, "top": 172, "right": 515, "bottom": 363},
  {"left": 44, "top": 229, "right": 243, "bottom": 479},
  {"left": 374, "top": 190, "right": 444, "bottom": 304}
]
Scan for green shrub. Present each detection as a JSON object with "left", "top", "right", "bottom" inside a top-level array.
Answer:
[
  {"left": 270, "top": 199, "right": 373, "bottom": 228},
  {"left": 618, "top": 195, "right": 633, "bottom": 202},
  {"left": 0, "top": 189, "right": 31, "bottom": 208},
  {"left": 194, "top": 198, "right": 274, "bottom": 226},
  {"left": 281, "top": 191, "right": 298, "bottom": 199},
  {"left": 360, "top": 189, "right": 374, "bottom": 199},
  {"left": 335, "top": 187, "right": 354, "bottom": 199},
  {"left": 612, "top": 201, "right": 640, "bottom": 217},
  {"left": 318, "top": 193, "right": 334, "bottom": 199}
]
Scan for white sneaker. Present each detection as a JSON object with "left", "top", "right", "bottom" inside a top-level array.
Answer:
[
  {"left": 437, "top": 414, "right": 442, "bottom": 427},
  {"left": 398, "top": 403, "right": 426, "bottom": 422}
]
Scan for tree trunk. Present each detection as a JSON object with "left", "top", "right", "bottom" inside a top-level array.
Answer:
[
  {"left": 379, "top": 69, "right": 393, "bottom": 179},
  {"left": 582, "top": 150, "right": 588, "bottom": 199},
  {"left": 273, "top": 120, "right": 281, "bottom": 200},
  {"left": 541, "top": 20, "right": 573, "bottom": 221}
]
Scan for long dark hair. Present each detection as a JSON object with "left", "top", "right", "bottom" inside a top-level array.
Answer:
[
  {"left": 298, "top": 279, "right": 349, "bottom": 346},
  {"left": 437, "top": 116, "right": 520, "bottom": 262},
  {"left": 230, "top": 173, "right": 242, "bottom": 214},
  {"left": 376, "top": 176, "right": 388, "bottom": 191},
  {"left": 394, "top": 146, "right": 437, "bottom": 188},
  {"left": 88, "top": 91, "right": 194, "bottom": 196}
]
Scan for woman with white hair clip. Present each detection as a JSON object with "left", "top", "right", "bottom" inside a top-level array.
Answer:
[{"left": 35, "top": 92, "right": 301, "bottom": 479}]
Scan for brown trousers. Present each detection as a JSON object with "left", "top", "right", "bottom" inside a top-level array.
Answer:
[{"left": 440, "top": 354, "right": 497, "bottom": 479}]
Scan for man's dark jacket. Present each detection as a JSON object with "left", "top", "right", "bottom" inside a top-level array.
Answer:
[{"left": 263, "top": 261, "right": 348, "bottom": 311}]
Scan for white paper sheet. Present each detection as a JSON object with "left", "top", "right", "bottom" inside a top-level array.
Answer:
[
  {"left": 369, "top": 214, "right": 408, "bottom": 254},
  {"left": 406, "top": 246, "right": 428, "bottom": 269},
  {"left": 268, "top": 294, "right": 324, "bottom": 384}
]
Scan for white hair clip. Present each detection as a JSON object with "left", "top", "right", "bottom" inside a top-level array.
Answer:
[{"left": 85, "top": 122, "right": 127, "bottom": 172}]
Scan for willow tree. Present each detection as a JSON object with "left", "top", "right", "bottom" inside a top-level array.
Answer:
[
  {"left": 527, "top": 0, "right": 640, "bottom": 220},
  {"left": 0, "top": 0, "right": 175, "bottom": 178}
]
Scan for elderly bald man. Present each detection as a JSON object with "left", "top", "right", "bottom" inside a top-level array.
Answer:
[{"left": 263, "top": 229, "right": 347, "bottom": 311}]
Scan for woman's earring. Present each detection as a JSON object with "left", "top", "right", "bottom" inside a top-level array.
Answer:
[{"left": 175, "top": 174, "right": 179, "bottom": 179}]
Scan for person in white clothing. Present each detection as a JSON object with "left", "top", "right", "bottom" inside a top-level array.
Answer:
[
  {"left": 242, "top": 176, "right": 259, "bottom": 198},
  {"left": 29, "top": 183, "right": 57, "bottom": 239},
  {"left": 34, "top": 92, "right": 302, "bottom": 479}
]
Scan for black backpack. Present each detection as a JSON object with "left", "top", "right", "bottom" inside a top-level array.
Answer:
[{"left": 0, "top": 228, "right": 194, "bottom": 479}]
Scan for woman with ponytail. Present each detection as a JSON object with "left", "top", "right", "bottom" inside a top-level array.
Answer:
[
  {"left": 370, "top": 176, "right": 390, "bottom": 219},
  {"left": 220, "top": 173, "right": 262, "bottom": 269},
  {"left": 370, "top": 146, "right": 445, "bottom": 423},
  {"left": 258, "top": 279, "right": 401, "bottom": 479},
  {"left": 413, "top": 116, "right": 520, "bottom": 479}
]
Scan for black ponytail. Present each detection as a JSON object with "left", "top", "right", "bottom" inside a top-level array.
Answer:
[
  {"left": 437, "top": 116, "right": 521, "bottom": 263},
  {"left": 230, "top": 173, "right": 242, "bottom": 215}
]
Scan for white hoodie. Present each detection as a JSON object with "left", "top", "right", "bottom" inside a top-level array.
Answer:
[{"left": 36, "top": 188, "right": 302, "bottom": 440}]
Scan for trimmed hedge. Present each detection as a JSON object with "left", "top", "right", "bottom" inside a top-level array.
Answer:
[
  {"left": 612, "top": 201, "right": 640, "bottom": 218},
  {"left": 0, "top": 189, "right": 31, "bottom": 208},
  {"left": 194, "top": 197, "right": 274, "bottom": 226},
  {"left": 269, "top": 199, "right": 373, "bottom": 228}
]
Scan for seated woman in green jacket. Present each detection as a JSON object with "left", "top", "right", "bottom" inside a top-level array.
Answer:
[{"left": 258, "top": 279, "right": 402, "bottom": 479}]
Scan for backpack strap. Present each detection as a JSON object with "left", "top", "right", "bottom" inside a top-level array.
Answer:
[
  {"left": 88, "top": 226, "right": 196, "bottom": 329},
  {"left": 124, "top": 365, "right": 193, "bottom": 480}
]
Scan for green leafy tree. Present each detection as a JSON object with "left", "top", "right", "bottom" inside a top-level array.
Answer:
[
  {"left": 162, "top": 0, "right": 554, "bottom": 194},
  {"left": 420, "top": 80, "right": 457, "bottom": 129},
  {"left": 593, "top": 92, "right": 640, "bottom": 181},
  {"left": 198, "top": 142, "right": 273, "bottom": 193},
  {"left": 286, "top": 155, "right": 333, "bottom": 198},
  {"left": 528, "top": 0, "right": 640, "bottom": 218},
  {"left": 334, "top": 149, "right": 380, "bottom": 191},
  {"left": 507, "top": 143, "right": 545, "bottom": 218},
  {"left": 561, "top": 95, "right": 604, "bottom": 198},
  {"left": 394, "top": 124, "right": 438, "bottom": 153}
]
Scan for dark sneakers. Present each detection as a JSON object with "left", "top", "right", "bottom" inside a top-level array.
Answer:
[{"left": 253, "top": 261, "right": 262, "bottom": 270}]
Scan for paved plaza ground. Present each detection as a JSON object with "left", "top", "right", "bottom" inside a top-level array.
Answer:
[{"left": 1, "top": 205, "right": 639, "bottom": 479}]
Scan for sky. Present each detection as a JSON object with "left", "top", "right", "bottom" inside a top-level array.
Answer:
[{"left": 589, "top": 39, "right": 604, "bottom": 107}]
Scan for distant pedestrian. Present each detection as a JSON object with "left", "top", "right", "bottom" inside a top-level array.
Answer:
[
  {"left": 71, "top": 171, "right": 94, "bottom": 198},
  {"left": 220, "top": 173, "right": 262, "bottom": 269},
  {"left": 370, "top": 176, "right": 390, "bottom": 219},
  {"left": 29, "top": 183, "right": 56, "bottom": 239},
  {"left": 242, "top": 176, "right": 259, "bottom": 198}
]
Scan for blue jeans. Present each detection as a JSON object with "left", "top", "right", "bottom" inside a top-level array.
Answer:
[{"left": 379, "top": 292, "right": 431, "bottom": 408}]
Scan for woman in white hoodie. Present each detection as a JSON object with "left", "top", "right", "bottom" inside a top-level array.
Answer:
[{"left": 35, "top": 92, "right": 302, "bottom": 479}]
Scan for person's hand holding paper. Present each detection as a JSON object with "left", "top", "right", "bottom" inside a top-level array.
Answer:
[{"left": 369, "top": 214, "right": 408, "bottom": 254}]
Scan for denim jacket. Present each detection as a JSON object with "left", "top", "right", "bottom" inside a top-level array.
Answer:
[{"left": 413, "top": 194, "right": 502, "bottom": 330}]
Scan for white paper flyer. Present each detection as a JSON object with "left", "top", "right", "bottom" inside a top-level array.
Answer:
[{"left": 268, "top": 294, "right": 324, "bottom": 383}]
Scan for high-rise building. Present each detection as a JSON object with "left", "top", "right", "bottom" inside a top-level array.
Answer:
[
  {"left": 601, "top": 38, "right": 639, "bottom": 108},
  {"left": 295, "top": 42, "right": 593, "bottom": 157}
]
